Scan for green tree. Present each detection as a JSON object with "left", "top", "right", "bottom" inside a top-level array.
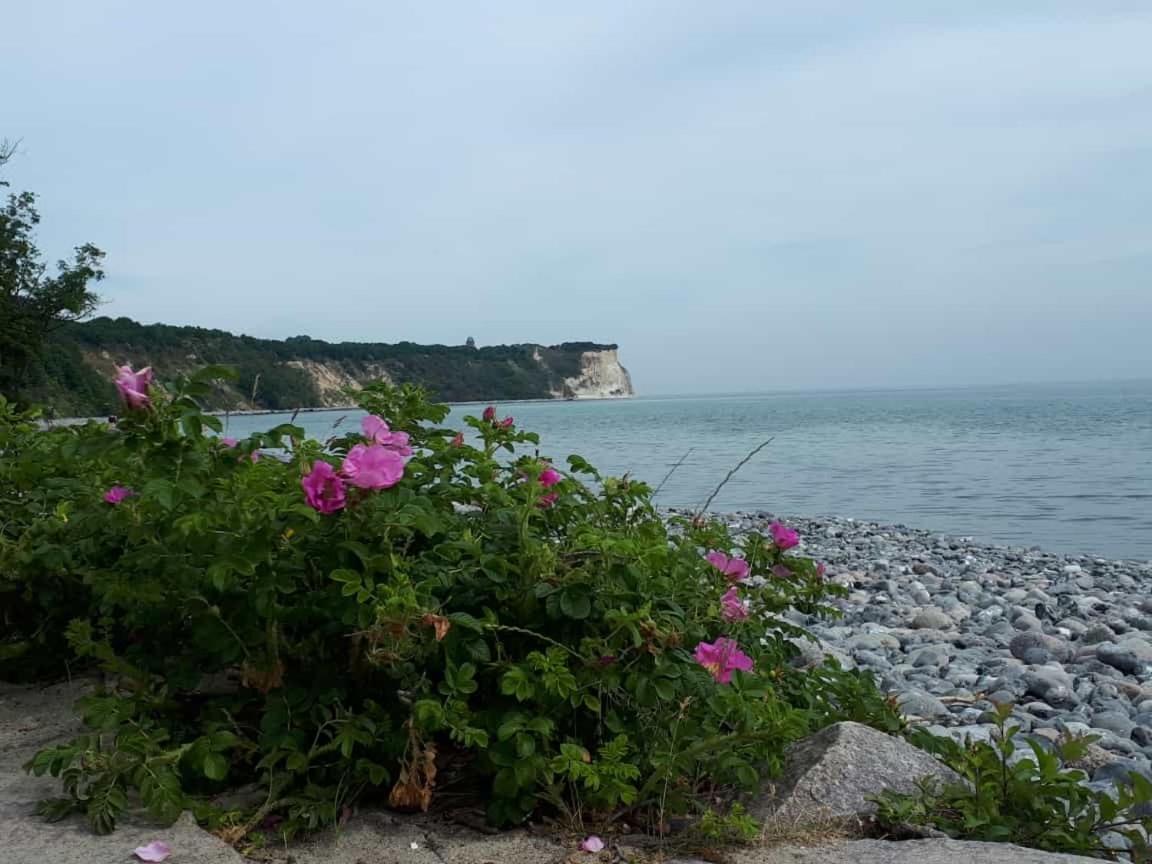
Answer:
[{"left": 0, "top": 140, "right": 105, "bottom": 403}]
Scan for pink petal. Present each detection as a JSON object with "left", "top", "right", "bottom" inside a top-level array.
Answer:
[
  {"left": 704, "top": 551, "right": 730, "bottom": 572},
  {"left": 134, "top": 841, "right": 172, "bottom": 862},
  {"left": 579, "top": 835, "right": 605, "bottom": 853},
  {"left": 361, "top": 414, "right": 391, "bottom": 443}
]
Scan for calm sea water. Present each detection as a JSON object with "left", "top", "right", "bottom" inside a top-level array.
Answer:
[{"left": 222, "top": 381, "right": 1152, "bottom": 561}]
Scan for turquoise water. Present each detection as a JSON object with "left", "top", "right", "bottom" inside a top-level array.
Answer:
[{"left": 221, "top": 381, "right": 1152, "bottom": 561}]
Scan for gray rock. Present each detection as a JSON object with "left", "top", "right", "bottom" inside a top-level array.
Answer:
[
  {"left": 1009, "top": 632, "right": 1072, "bottom": 664},
  {"left": 848, "top": 632, "right": 899, "bottom": 652},
  {"left": 1023, "top": 701, "right": 1059, "bottom": 720},
  {"left": 1023, "top": 669, "right": 1078, "bottom": 707},
  {"left": 1081, "top": 623, "right": 1117, "bottom": 645},
  {"left": 1021, "top": 647, "right": 1053, "bottom": 665},
  {"left": 1055, "top": 618, "right": 1087, "bottom": 636},
  {"left": 898, "top": 690, "right": 951, "bottom": 719},
  {"left": 1092, "top": 711, "right": 1136, "bottom": 738},
  {"left": 912, "top": 608, "right": 954, "bottom": 630},
  {"left": 985, "top": 620, "right": 1018, "bottom": 642},
  {"left": 1013, "top": 613, "right": 1044, "bottom": 632},
  {"left": 752, "top": 721, "right": 963, "bottom": 823},
  {"left": 912, "top": 648, "right": 950, "bottom": 668},
  {"left": 1092, "top": 760, "right": 1152, "bottom": 786},
  {"left": 1097, "top": 640, "right": 1152, "bottom": 675}
]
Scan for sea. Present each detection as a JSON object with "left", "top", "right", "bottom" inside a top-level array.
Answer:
[{"left": 220, "top": 380, "right": 1152, "bottom": 561}]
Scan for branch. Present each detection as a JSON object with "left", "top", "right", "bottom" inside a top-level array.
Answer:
[
  {"left": 652, "top": 447, "right": 693, "bottom": 498},
  {"left": 695, "top": 437, "right": 775, "bottom": 516}
]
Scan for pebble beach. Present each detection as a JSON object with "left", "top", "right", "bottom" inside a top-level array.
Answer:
[{"left": 685, "top": 510, "right": 1152, "bottom": 794}]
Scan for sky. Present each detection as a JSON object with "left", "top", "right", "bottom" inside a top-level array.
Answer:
[{"left": 3, "top": 1, "right": 1151, "bottom": 394}]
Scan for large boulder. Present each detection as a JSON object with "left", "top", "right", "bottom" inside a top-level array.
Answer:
[{"left": 752, "top": 722, "right": 963, "bottom": 825}]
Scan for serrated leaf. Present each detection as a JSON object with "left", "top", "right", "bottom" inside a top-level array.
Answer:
[{"left": 202, "top": 752, "right": 229, "bottom": 780}]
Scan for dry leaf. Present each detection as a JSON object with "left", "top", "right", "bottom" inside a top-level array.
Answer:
[
  {"left": 241, "top": 659, "right": 284, "bottom": 694},
  {"left": 422, "top": 613, "right": 452, "bottom": 642},
  {"left": 389, "top": 727, "right": 438, "bottom": 812}
]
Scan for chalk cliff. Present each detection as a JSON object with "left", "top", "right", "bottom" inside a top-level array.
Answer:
[{"left": 38, "top": 317, "right": 634, "bottom": 414}]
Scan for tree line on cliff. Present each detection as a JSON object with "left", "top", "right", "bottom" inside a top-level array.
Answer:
[{"left": 0, "top": 141, "right": 613, "bottom": 415}]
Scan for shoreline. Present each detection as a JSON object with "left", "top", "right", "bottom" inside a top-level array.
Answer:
[
  {"left": 41, "top": 394, "right": 635, "bottom": 425},
  {"left": 669, "top": 508, "right": 1152, "bottom": 568}
]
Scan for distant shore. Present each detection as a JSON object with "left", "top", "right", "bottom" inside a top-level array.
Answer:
[
  {"left": 38, "top": 393, "right": 635, "bottom": 427},
  {"left": 207, "top": 393, "right": 633, "bottom": 417}
]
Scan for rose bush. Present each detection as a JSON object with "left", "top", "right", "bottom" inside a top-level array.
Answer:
[{"left": 1, "top": 367, "right": 898, "bottom": 840}]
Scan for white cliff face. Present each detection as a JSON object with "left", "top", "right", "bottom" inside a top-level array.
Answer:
[
  {"left": 285, "top": 360, "right": 394, "bottom": 406},
  {"left": 562, "top": 349, "right": 635, "bottom": 399}
]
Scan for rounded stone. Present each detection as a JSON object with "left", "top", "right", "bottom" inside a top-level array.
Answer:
[
  {"left": 911, "top": 648, "right": 949, "bottom": 668},
  {"left": 1023, "top": 670, "right": 1078, "bottom": 707},
  {"left": 1082, "top": 623, "right": 1117, "bottom": 645},
  {"left": 1009, "top": 632, "right": 1072, "bottom": 664},
  {"left": 896, "top": 690, "right": 950, "bottom": 719},
  {"left": 1020, "top": 647, "right": 1052, "bottom": 665},
  {"left": 1097, "top": 640, "right": 1152, "bottom": 675},
  {"left": 1023, "top": 701, "right": 1058, "bottom": 719},
  {"left": 910, "top": 608, "right": 953, "bottom": 630},
  {"left": 1093, "top": 711, "right": 1136, "bottom": 738},
  {"left": 1012, "top": 613, "right": 1043, "bottom": 632}
]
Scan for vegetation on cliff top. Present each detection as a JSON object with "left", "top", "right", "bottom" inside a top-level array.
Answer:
[{"left": 30, "top": 316, "right": 620, "bottom": 415}]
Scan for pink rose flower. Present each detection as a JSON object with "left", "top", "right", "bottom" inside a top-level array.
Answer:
[
  {"left": 451, "top": 431, "right": 465, "bottom": 447},
  {"left": 342, "top": 444, "right": 405, "bottom": 490},
  {"left": 302, "top": 461, "right": 346, "bottom": 514},
  {"left": 693, "top": 637, "right": 754, "bottom": 684},
  {"left": 539, "top": 465, "right": 561, "bottom": 487},
  {"left": 770, "top": 521, "right": 800, "bottom": 550},
  {"left": 816, "top": 561, "right": 827, "bottom": 578},
  {"left": 220, "top": 436, "right": 238, "bottom": 448},
  {"left": 500, "top": 416, "right": 514, "bottom": 428},
  {"left": 115, "top": 365, "right": 154, "bottom": 410},
  {"left": 772, "top": 564, "right": 792, "bottom": 579},
  {"left": 103, "top": 485, "right": 135, "bottom": 505},
  {"left": 361, "top": 414, "right": 390, "bottom": 444},
  {"left": 579, "top": 835, "right": 604, "bottom": 853},
  {"left": 133, "top": 841, "right": 172, "bottom": 862},
  {"left": 537, "top": 491, "right": 559, "bottom": 509},
  {"left": 720, "top": 586, "right": 749, "bottom": 622},
  {"left": 482, "top": 406, "right": 496, "bottom": 422},
  {"left": 361, "top": 415, "right": 413, "bottom": 457},
  {"left": 704, "top": 551, "right": 750, "bottom": 582}
]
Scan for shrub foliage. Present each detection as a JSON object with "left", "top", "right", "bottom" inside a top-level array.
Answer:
[
  {"left": 876, "top": 704, "right": 1152, "bottom": 860},
  {"left": 1, "top": 368, "right": 897, "bottom": 840}
]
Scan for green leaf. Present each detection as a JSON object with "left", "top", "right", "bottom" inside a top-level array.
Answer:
[
  {"left": 412, "top": 700, "right": 445, "bottom": 730},
  {"left": 202, "top": 752, "right": 229, "bottom": 781},
  {"left": 142, "top": 479, "right": 175, "bottom": 510},
  {"left": 558, "top": 586, "right": 591, "bottom": 620}
]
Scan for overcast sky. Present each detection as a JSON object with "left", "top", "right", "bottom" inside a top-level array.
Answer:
[{"left": 4, "top": 1, "right": 1151, "bottom": 394}]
